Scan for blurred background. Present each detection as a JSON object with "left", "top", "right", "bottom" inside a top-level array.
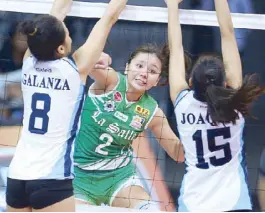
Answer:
[{"left": 0, "top": 0, "right": 264, "bottom": 211}]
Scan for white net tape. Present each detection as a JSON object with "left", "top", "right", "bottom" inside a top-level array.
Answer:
[{"left": 0, "top": 0, "right": 265, "bottom": 30}]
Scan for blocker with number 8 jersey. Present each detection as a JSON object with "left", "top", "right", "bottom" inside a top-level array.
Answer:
[{"left": 8, "top": 56, "right": 85, "bottom": 180}]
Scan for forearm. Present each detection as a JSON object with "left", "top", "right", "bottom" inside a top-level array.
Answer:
[
  {"left": 167, "top": 1, "right": 182, "bottom": 54},
  {"left": 214, "top": 0, "right": 234, "bottom": 36},
  {"left": 167, "top": 1, "right": 186, "bottom": 102},
  {"left": 50, "top": 0, "right": 72, "bottom": 21},
  {"left": 101, "top": 0, "right": 128, "bottom": 25},
  {"left": 215, "top": 0, "right": 242, "bottom": 88},
  {"left": 160, "top": 138, "right": 184, "bottom": 163}
]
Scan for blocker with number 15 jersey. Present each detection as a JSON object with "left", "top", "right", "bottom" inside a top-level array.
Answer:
[
  {"left": 8, "top": 56, "right": 85, "bottom": 180},
  {"left": 175, "top": 90, "right": 252, "bottom": 212},
  {"left": 74, "top": 73, "right": 157, "bottom": 171}
]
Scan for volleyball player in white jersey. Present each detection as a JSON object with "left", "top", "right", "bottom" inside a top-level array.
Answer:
[
  {"left": 165, "top": 0, "right": 265, "bottom": 211},
  {"left": 6, "top": 0, "right": 128, "bottom": 211}
]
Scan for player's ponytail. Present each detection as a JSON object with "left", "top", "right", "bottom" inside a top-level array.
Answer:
[
  {"left": 192, "top": 55, "right": 265, "bottom": 124},
  {"left": 18, "top": 15, "right": 66, "bottom": 61}
]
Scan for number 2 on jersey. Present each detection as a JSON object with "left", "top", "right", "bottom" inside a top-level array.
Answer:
[
  {"left": 95, "top": 133, "right": 113, "bottom": 155},
  {"left": 29, "top": 93, "right": 51, "bottom": 135},
  {"left": 193, "top": 127, "right": 232, "bottom": 169}
]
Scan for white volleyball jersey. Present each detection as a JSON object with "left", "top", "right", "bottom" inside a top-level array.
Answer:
[
  {"left": 175, "top": 90, "right": 252, "bottom": 212},
  {"left": 8, "top": 56, "right": 85, "bottom": 180}
]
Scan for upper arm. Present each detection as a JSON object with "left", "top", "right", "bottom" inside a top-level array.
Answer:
[
  {"left": 169, "top": 49, "right": 189, "bottom": 103},
  {"left": 167, "top": 3, "right": 189, "bottom": 104},
  {"left": 148, "top": 108, "right": 176, "bottom": 142},
  {"left": 221, "top": 33, "right": 242, "bottom": 89},
  {"left": 214, "top": 0, "right": 242, "bottom": 89},
  {"left": 89, "top": 67, "right": 119, "bottom": 92},
  {"left": 148, "top": 108, "right": 184, "bottom": 162},
  {"left": 72, "top": 18, "right": 114, "bottom": 82}
]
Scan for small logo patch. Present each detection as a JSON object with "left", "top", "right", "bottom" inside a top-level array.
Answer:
[
  {"left": 130, "top": 115, "right": 145, "bottom": 130},
  {"left": 104, "top": 100, "right": 116, "bottom": 112},
  {"left": 113, "top": 91, "right": 122, "bottom": 102},
  {"left": 134, "top": 105, "right": 149, "bottom": 117},
  {"left": 114, "top": 111, "right": 128, "bottom": 122}
]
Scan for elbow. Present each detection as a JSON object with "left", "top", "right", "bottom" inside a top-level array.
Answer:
[
  {"left": 173, "top": 142, "right": 185, "bottom": 163},
  {"left": 98, "top": 16, "right": 115, "bottom": 28},
  {"left": 101, "top": 15, "right": 117, "bottom": 26}
]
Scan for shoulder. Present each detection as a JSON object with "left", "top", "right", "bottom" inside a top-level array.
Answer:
[
  {"left": 142, "top": 92, "right": 158, "bottom": 106},
  {"left": 147, "top": 107, "right": 165, "bottom": 130},
  {"left": 60, "top": 56, "right": 79, "bottom": 73},
  {"left": 174, "top": 89, "right": 191, "bottom": 107},
  {"left": 22, "top": 55, "right": 35, "bottom": 67}
]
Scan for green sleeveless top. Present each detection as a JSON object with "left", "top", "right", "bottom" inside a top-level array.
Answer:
[{"left": 74, "top": 73, "right": 158, "bottom": 170}]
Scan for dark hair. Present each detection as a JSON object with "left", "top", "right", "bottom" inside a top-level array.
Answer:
[
  {"left": 191, "top": 55, "right": 265, "bottom": 124},
  {"left": 161, "top": 44, "right": 192, "bottom": 82},
  {"left": 128, "top": 44, "right": 164, "bottom": 72},
  {"left": 19, "top": 15, "right": 66, "bottom": 61},
  {"left": 128, "top": 44, "right": 192, "bottom": 86}
]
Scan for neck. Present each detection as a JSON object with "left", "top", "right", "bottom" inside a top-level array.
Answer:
[{"left": 126, "top": 86, "right": 144, "bottom": 102}]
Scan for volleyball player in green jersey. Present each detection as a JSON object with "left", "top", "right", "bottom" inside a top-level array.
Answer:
[{"left": 73, "top": 45, "right": 184, "bottom": 210}]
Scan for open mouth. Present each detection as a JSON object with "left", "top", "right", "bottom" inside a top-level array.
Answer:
[{"left": 135, "top": 79, "right": 147, "bottom": 86}]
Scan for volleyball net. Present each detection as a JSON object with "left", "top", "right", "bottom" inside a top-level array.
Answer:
[{"left": 0, "top": 0, "right": 265, "bottom": 212}]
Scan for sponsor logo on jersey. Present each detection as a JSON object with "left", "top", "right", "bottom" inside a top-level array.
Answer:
[
  {"left": 130, "top": 115, "right": 145, "bottom": 130},
  {"left": 104, "top": 100, "right": 116, "bottom": 112},
  {"left": 35, "top": 67, "right": 52, "bottom": 73},
  {"left": 92, "top": 110, "right": 138, "bottom": 140},
  {"left": 113, "top": 91, "right": 122, "bottom": 102},
  {"left": 134, "top": 105, "right": 149, "bottom": 117},
  {"left": 114, "top": 111, "right": 128, "bottom": 122}
]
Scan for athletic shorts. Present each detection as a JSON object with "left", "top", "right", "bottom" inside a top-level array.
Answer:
[
  {"left": 6, "top": 178, "right": 73, "bottom": 209},
  {"left": 73, "top": 163, "right": 143, "bottom": 205}
]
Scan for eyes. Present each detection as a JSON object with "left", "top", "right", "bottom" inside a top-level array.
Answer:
[
  {"left": 135, "top": 63, "right": 160, "bottom": 75},
  {"left": 136, "top": 63, "right": 143, "bottom": 69}
]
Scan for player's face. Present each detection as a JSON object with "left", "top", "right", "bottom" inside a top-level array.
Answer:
[{"left": 126, "top": 53, "right": 161, "bottom": 92}]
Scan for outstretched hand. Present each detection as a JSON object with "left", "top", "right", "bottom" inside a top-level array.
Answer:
[{"left": 94, "top": 52, "right": 112, "bottom": 70}]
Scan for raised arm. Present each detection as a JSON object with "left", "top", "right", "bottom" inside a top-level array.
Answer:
[
  {"left": 50, "top": 0, "right": 73, "bottom": 21},
  {"left": 73, "top": 0, "right": 128, "bottom": 84},
  {"left": 166, "top": 0, "right": 188, "bottom": 103},
  {"left": 214, "top": 0, "right": 242, "bottom": 89},
  {"left": 23, "top": 0, "right": 73, "bottom": 61},
  {"left": 148, "top": 108, "right": 184, "bottom": 163}
]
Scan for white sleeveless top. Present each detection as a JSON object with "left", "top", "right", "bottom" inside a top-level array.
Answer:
[
  {"left": 175, "top": 90, "right": 252, "bottom": 211},
  {"left": 8, "top": 56, "right": 85, "bottom": 180}
]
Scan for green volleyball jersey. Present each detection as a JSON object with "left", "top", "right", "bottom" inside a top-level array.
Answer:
[{"left": 74, "top": 73, "right": 158, "bottom": 170}]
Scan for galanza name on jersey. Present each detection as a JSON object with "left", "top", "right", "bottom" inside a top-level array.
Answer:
[{"left": 22, "top": 74, "right": 70, "bottom": 91}]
